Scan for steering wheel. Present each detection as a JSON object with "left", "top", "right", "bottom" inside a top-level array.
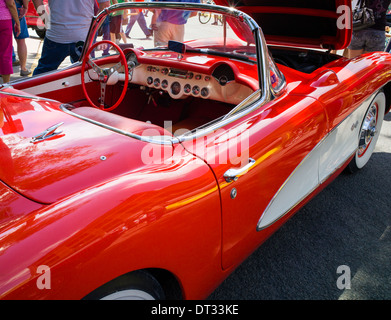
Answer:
[{"left": 81, "top": 40, "right": 129, "bottom": 112}]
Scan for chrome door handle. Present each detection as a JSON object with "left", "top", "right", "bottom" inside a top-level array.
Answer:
[{"left": 223, "top": 158, "right": 256, "bottom": 182}]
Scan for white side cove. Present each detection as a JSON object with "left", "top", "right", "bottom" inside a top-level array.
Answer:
[{"left": 257, "top": 91, "right": 380, "bottom": 230}]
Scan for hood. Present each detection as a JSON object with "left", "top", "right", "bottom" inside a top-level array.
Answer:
[
  {"left": 214, "top": 0, "right": 352, "bottom": 50},
  {"left": 0, "top": 89, "right": 173, "bottom": 204}
]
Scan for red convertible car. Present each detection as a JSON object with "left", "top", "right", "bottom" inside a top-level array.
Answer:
[{"left": 1, "top": 0, "right": 390, "bottom": 300}]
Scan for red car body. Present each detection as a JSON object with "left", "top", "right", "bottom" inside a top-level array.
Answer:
[
  {"left": 1, "top": 1, "right": 390, "bottom": 299},
  {"left": 25, "top": 0, "right": 48, "bottom": 38}
]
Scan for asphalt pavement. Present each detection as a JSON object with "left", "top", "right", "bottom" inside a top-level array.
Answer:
[
  {"left": 209, "top": 112, "right": 391, "bottom": 300},
  {"left": 5, "top": 26, "right": 391, "bottom": 301}
]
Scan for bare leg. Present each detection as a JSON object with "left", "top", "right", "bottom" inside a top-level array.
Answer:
[
  {"left": 15, "top": 38, "right": 28, "bottom": 71},
  {"left": 1, "top": 75, "right": 11, "bottom": 83},
  {"left": 348, "top": 49, "right": 364, "bottom": 58}
]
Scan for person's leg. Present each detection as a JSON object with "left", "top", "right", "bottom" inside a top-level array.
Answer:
[
  {"left": 118, "top": 17, "right": 127, "bottom": 44},
  {"left": 33, "top": 37, "right": 70, "bottom": 76},
  {"left": 102, "top": 17, "right": 111, "bottom": 55},
  {"left": 154, "top": 21, "right": 171, "bottom": 46},
  {"left": 348, "top": 49, "right": 364, "bottom": 58},
  {"left": 170, "top": 23, "right": 185, "bottom": 43},
  {"left": 1, "top": 75, "right": 10, "bottom": 83},
  {"left": 15, "top": 38, "right": 30, "bottom": 74},
  {"left": 69, "top": 42, "right": 81, "bottom": 63},
  {"left": 347, "top": 30, "right": 366, "bottom": 59},
  {"left": 12, "top": 47, "right": 19, "bottom": 65},
  {"left": 137, "top": 12, "right": 152, "bottom": 37},
  {"left": 125, "top": 10, "right": 138, "bottom": 36},
  {"left": 364, "top": 29, "right": 386, "bottom": 53},
  {"left": 0, "top": 20, "right": 13, "bottom": 83},
  {"left": 153, "top": 22, "right": 184, "bottom": 46},
  {"left": 110, "top": 15, "right": 121, "bottom": 43},
  {"left": 12, "top": 3, "right": 30, "bottom": 75}
]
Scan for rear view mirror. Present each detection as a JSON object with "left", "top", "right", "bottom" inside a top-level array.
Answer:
[{"left": 168, "top": 40, "right": 186, "bottom": 54}]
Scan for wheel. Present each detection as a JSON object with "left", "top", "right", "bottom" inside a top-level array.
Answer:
[
  {"left": 347, "top": 91, "right": 385, "bottom": 173},
  {"left": 81, "top": 40, "right": 129, "bottom": 112},
  {"left": 198, "top": 12, "right": 211, "bottom": 24},
  {"left": 84, "top": 270, "right": 165, "bottom": 300}
]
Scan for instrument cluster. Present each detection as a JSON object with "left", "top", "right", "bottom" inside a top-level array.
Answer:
[{"left": 143, "top": 65, "right": 212, "bottom": 99}]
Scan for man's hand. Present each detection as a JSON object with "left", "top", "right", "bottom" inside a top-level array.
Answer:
[{"left": 18, "top": 6, "right": 27, "bottom": 18}]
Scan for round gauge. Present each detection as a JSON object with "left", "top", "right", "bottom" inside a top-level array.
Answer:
[
  {"left": 186, "top": 72, "right": 194, "bottom": 80},
  {"left": 192, "top": 85, "right": 200, "bottom": 95},
  {"left": 127, "top": 52, "right": 138, "bottom": 66},
  {"left": 201, "top": 87, "right": 209, "bottom": 98},
  {"left": 218, "top": 75, "right": 228, "bottom": 86},
  {"left": 153, "top": 78, "right": 160, "bottom": 87},
  {"left": 171, "top": 82, "right": 181, "bottom": 95},
  {"left": 184, "top": 84, "right": 191, "bottom": 94},
  {"left": 161, "top": 79, "right": 168, "bottom": 89},
  {"left": 147, "top": 77, "right": 153, "bottom": 85}
]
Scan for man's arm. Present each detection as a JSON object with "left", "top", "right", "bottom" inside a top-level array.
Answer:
[
  {"left": 18, "top": 0, "right": 30, "bottom": 18},
  {"left": 32, "top": 0, "right": 43, "bottom": 10},
  {"left": 98, "top": 0, "right": 112, "bottom": 11}
]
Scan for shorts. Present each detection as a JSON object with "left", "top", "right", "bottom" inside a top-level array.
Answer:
[
  {"left": 110, "top": 15, "right": 122, "bottom": 34},
  {"left": 348, "top": 28, "right": 385, "bottom": 52},
  {"left": 12, "top": 2, "right": 29, "bottom": 39},
  {"left": 154, "top": 21, "right": 184, "bottom": 47}
]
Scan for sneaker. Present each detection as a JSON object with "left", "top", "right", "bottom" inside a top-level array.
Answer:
[
  {"left": 20, "top": 69, "right": 32, "bottom": 76},
  {"left": 13, "top": 59, "right": 20, "bottom": 66}
]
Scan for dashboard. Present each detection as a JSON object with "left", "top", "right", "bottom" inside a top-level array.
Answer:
[
  {"left": 86, "top": 50, "right": 257, "bottom": 105},
  {"left": 122, "top": 50, "right": 255, "bottom": 105}
]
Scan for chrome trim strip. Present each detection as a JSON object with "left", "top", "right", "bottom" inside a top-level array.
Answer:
[
  {"left": 178, "top": 25, "right": 274, "bottom": 142},
  {"left": 0, "top": 87, "right": 59, "bottom": 102}
]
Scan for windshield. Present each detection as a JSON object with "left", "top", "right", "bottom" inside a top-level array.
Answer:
[
  {"left": 70, "top": 3, "right": 266, "bottom": 141},
  {"left": 89, "top": 4, "right": 257, "bottom": 63}
]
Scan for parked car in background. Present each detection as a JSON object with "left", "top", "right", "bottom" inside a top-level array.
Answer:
[
  {"left": 25, "top": 0, "right": 48, "bottom": 38},
  {"left": 1, "top": 0, "right": 391, "bottom": 300}
]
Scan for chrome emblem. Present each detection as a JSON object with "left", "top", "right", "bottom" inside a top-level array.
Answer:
[{"left": 30, "top": 122, "right": 64, "bottom": 143}]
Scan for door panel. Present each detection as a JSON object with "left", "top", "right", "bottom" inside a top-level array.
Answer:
[{"left": 181, "top": 94, "right": 328, "bottom": 269}]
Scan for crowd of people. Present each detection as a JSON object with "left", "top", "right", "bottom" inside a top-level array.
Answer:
[
  {"left": 2, "top": 0, "right": 391, "bottom": 84},
  {"left": 347, "top": 0, "right": 391, "bottom": 58},
  {"left": 0, "top": 0, "right": 202, "bottom": 83}
]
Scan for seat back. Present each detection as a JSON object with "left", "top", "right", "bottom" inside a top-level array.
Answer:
[{"left": 72, "top": 107, "right": 172, "bottom": 136}]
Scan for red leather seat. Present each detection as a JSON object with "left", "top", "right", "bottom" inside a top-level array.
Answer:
[{"left": 72, "top": 107, "right": 172, "bottom": 136}]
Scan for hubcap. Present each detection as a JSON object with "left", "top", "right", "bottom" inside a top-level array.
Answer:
[
  {"left": 100, "top": 289, "right": 155, "bottom": 300},
  {"left": 358, "top": 103, "right": 378, "bottom": 157}
]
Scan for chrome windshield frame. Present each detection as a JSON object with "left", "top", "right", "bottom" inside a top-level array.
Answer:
[
  {"left": 49, "top": 3, "right": 285, "bottom": 145},
  {"left": 86, "top": 2, "right": 279, "bottom": 143}
]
